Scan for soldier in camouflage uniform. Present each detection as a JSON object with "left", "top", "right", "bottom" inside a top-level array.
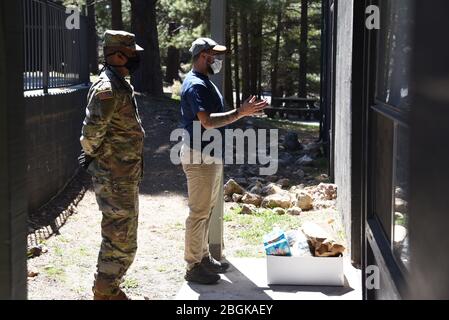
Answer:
[{"left": 80, "top": 30, "right": 145, "bottom": 300}]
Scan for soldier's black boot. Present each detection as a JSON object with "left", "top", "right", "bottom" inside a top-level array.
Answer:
[
  {"left": 185, "top": 264, "right": 220, "bottom": 285},
  {"left": 200, "top": 255, "right": 230, "bottom": 274}
]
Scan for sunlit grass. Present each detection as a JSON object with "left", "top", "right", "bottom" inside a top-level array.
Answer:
[{"left": 224, "top": 207, "right": 301, "bottom": 246}]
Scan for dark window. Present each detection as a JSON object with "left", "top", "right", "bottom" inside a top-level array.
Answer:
[
  {"left": 369, "top": 0, "right": 414, "bottom": 278},
  {"left": 376, "top": 0, "right": 413, "bottom": 110}
]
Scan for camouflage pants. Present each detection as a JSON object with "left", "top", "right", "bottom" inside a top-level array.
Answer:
[{"left": 92, "top": 178, "right": 140, "bottom": 296}]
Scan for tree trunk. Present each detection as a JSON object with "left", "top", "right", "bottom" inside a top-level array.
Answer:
[
  {"left": 249, "top": 4, "right": 264, "bottom": 98},
  {"left": 111, "top": 0, "right": 123, "bottom": 30},
  {"left": 86, "top": 0, "right": 98, "bottom": 74},
  {"left": 299, "top": 0, "right": 309, "bottom": 98},
  {"left": 233, "top": 10, "right": 241, "bottom": 109},
  {"left": 249, "top": 9, "right": 257, "bottom": 95},
  {"left": 257, "top": 12, "right": 263, "bottom": 98},
  {"left": 240, "top": 6, "right": 250, "bottom": 101},
  {"left": 164, "top": 22, "right": 180, "bottom": 84},
  {"left": 165, "top": 47, "right": 180, "bottom": 84},
  {"left": 130, "top": 0, "right": 164, "bottom": 96},
  {"left": 271, "top": 4, "right": 282, "bottom": 99},
  {"left": 224, "top": 3, "right": 234, "bottom": 109}
]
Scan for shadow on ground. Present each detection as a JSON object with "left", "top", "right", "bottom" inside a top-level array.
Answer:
[{"left": 28, "top": 171, "right": 91, "bottom": 247}]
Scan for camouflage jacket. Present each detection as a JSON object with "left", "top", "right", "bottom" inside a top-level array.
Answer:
[{"left": 80, "top": 67, "right": 145, "bottom": 183}]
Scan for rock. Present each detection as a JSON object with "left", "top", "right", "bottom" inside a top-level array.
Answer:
[
  {"left": 297, "top": 192, "right": 314, "bottom": 211},
  {"left": 28, "top": 270, "right": 39, "bottom": 278},
  {"left": 241, "top": 192, "right": 263, "bottom": 207},
  {"left": 277, "top": 178, "right": 290, "bottom": 188},
  {"left": 262, "top": 193, "right": 293, "bottom": 209},
  {"left": 232, "top": 193, "right": 243, "bottom": 203},
  {"left": 261, "top": 183, "right": 284, "bottom": 196},
  {"left": 266, "top": 175, "right": 279, "bottom": 183},
  {"left": 247, "top": 177, "right": 266, "bottom": 184},
  {"left": 319, "top": 183, "right": 337, "bottom": 200},
  {"left": 27, "top": 245, "right": 43, "bottom": 258},
  {"left": 394, "top": 225, "right": 407, "bottom": 243},
  {"left": 294, "top": 169, "right": 305, "bottom": 179},
  {"left": 278, "top": 153, "right": 295, "bottom": 166},
  {"left": 241, "top": 204, "right": 257, "bottom": 215},
  {"left": 229, "top": 203, "right": 240, "bottom": 211},
  {"left": 237, "top": 166, "right": 246, "bottom": 176},
  {"left": 234, "top": 177, "right": 248, "bottom": 187},
  {"left": 395, "top": 198, "right": 408, "bottom": 212},
  {"left": 224, "top": 179, "right": 245, "bottom": 196},
  {"left": 316, "top": 174, "right": 330, "bottom": 182},
  {"left": 249, "top": 181, "right": 264, "bottom": 195},
  {"left": 273, "top": 207, "right": 286, "bottom": 215},
  {"left": 287, "top": 207, "right": 302, "bottom": 216},
  {"left": 247, "top": 166, "right": 258, "bottom": 175},
  {"left": 395, "top": 187, "right": 406, "bottom": 199},
  {"left": 303, "top": 142, "right": 322, "bottom": 158},
  {"left": 296, "top": 155, "right": 314, "bottom": 166},
  {"left": 283, "top": 132, "right": 302, "bottom": 151},
  {"left": 306, "top": 183, "right": 337, "bottom": 201},
  {"left": 289, "top": 184, "right": 305, "bottom": 194},
  {"left": 224, "top": 195, "right": 232, "bottom": 202},
  {"left": 395, "top": 212, "right": 404, "bottom": 220}
]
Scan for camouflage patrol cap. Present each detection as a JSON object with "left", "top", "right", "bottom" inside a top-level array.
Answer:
[{"left": 103, "top": 30, "right": 144, "bottom": 51}]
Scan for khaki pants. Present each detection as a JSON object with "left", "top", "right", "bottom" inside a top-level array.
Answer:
[{"left": 181, "top": 145, "right": 223, "bottom": 270}]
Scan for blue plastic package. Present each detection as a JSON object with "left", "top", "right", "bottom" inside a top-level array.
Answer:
[{"left": 263, "top": 227, "right": 292, "bottom": 256}]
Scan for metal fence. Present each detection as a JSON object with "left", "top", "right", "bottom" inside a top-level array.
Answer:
[{"left": 23, "top": 0, "right": 90, "bottom": 92}]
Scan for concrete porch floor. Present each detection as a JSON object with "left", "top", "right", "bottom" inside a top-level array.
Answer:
[{"left": 175, "top": 257, "right": 362, "bottom": 300}]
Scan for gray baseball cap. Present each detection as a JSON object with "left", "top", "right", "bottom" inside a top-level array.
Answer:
[{"left": 189, "top": 37, "right": 227, "bottom": 57}]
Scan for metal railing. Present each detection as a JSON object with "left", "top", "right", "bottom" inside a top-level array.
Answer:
[{"left": 23, "top": 0, "right": 90, "bottom": 92}]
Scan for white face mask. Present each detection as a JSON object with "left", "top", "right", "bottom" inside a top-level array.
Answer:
[{"left": 209, "top": 59, "right": 223, "bottom": 74}]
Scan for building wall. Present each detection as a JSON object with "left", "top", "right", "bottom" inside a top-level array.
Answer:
[
  {"left": 25, "top": 86, "right": 89, "bottom": 213},
  {"left": 334, "top": 0, "right": 354, "bottom": 261}
]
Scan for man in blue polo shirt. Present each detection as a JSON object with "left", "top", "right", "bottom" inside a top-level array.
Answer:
[{"left": 180, "top": 37, "right": 268, "bottom": 285}]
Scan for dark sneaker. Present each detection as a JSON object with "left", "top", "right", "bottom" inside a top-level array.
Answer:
[
  {"left": 201, "top": 256, "right": 230, "bottom": 274},
  {"left": 185, "top": 264, "right": 221, "bottom": 285}
]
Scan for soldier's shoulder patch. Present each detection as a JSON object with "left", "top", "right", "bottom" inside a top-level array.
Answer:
[{"left": 96, "top": 89, "right": 114, "bottom": 101}]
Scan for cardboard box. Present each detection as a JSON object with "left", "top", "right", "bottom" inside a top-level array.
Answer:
[{"left": 266, "top": 255, "right": 345, "bottom": 286}]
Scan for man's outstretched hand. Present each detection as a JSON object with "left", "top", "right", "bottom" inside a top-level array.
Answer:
[{"left": 239, "top": 95, "right": 269, "bottom": 117}]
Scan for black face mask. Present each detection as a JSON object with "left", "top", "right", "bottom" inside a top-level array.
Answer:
[
  {"left": 124, "top": 55, "right": 141, "bottom": 74},
  {"left": 106, "top": 51, "right": 141, "bottom": 74}
]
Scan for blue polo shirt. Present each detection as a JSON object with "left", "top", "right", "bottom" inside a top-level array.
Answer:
[{"left": 180, "top": 70, "right": 225, "bottom": 153}]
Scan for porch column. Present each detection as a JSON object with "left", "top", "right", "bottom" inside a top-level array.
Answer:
[{"left": 209, "top": 0, "right": 226, "bottom": 260}]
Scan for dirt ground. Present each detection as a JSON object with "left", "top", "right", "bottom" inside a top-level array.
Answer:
[
  {"left": 28, "top": 95, "right": 188, "bottom": 300},
  {"left": 27, "top": 95, "right": 343, "bottom": 300}
]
